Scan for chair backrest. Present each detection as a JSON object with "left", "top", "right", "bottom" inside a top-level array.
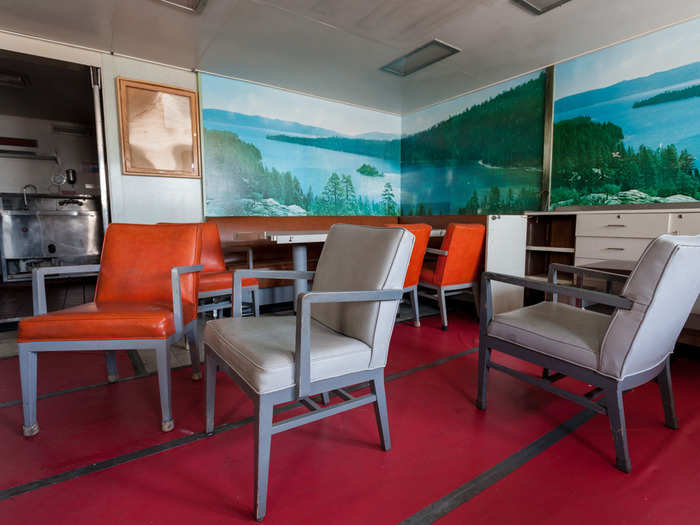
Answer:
[
  {"left": 160, "top": 222, "right": 226, "bottom": 273},
  {"left": 385, "top": 223, "right": 431, "bottom": 288},
  {"left": 95, "top": 224, "right": 202, "bottom": 319},
  {"left": 434, "top": 223, "right": 486, "bottom": 286},
  {"left": 311, "top": 224, "right": 414, "bottom": 368},
  {"left": 600, "top": 235, "right": 700, "bottom": 379}
]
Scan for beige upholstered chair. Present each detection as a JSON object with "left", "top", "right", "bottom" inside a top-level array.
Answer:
[
  {"left": 477, "top": 235, "right": 700, "bottom": 472},
  {"left": 203, "top": 224, "right": 414, "bottom": 520}
]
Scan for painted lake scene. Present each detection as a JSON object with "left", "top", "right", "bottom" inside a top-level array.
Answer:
[
  {"left": 400, "top": 71, "right": 545, "bottom": 215},
  {"left": 200, "top": 74, "right": 401, "bottom": 217},
  {"left": 551, "top": 17, "right": 700, "bottom": 208}
]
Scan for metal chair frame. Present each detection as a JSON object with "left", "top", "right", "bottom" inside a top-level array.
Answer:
[
  {"left": 418, "top": 247, "right": 478, "bottom": 330},
  {"left": 477, "top": 268, "right": 678, "bottom": 473},
  {"left": 197, "top": 246, "right": 259, "bottom": 318},
  {"left": 19, "top": 263, "right": 203, "bottom": 436},
  {"left": 206, "top": 269, "right": 403, "bottom": 520}
]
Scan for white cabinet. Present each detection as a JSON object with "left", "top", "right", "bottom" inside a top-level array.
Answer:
[
  {"left": 669, "top": 212, "right": 700, "bottom": 235},
  {"left": 486, "top": 215, "right": 527, "bottom": 314}
]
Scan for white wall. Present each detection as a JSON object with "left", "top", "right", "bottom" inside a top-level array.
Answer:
[
  {"left": 0, "top": 31, "right": 204, "bottom": 223},
  {"left": 0, "top": 115, "right": 98, "bottom": 194},
  {"left": 99, "top": 55, "right": 203, "bottom": 223}
]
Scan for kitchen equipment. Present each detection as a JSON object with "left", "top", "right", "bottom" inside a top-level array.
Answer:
[
  {"left": 0, "top": 193, "right": 101, "bottom": 281},
  {"left": 65, "top": 168, "right": 77, "bottom": 185}
]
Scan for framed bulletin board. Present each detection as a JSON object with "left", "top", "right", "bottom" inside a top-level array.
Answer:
[{"left": 116, "top": 77, "right": 201, "bottom": 178}]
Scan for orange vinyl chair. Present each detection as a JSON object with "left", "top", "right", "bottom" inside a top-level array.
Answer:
[
  {"left": 196, "top": 222, "right": 260, "bottom": 318},
  {"left": 386, "top": 223, "right": 432, "bottom": 327},
  {"left": 418, "top": 223, "right": 486, "bottom": 330},
  {"left": 17, "top": 223, "right": 203, "bottom": 435}
]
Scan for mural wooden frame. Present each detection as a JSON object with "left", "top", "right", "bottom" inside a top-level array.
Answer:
[{"left": 116, "top": 77, "right": 201, "bottom": 179}]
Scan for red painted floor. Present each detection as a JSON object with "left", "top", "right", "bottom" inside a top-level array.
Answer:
[{"left": 1, "top": 312, "right": 699, "bottom": 524}]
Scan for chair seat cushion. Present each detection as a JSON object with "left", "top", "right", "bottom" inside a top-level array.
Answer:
[
  {"left": 199, "top": 271, "right": 258, "bottom": 293},
  {"left": 204, "top": 316, "right": 372, "bottom": 394},
  {"left": 488, "top": 302, "right": 611, "bottom": 371},
  {"left": 17, "top": 302, "right": 196, "bottom": 342}
]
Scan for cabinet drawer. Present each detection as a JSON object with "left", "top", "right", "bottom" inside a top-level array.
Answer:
[
  {"left": 576, "top": 213, "right": 669, "bottom": 238},
  {"left": 576, "top": 236, "right": 652, "bottom": 261},
  {"left": 669, "top": 212, "right": 700, "bottom": 235}
]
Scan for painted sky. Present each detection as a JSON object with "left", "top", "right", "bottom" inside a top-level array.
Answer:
[
  {"left": 199, "top": 73, "right": 400, "bottom": 137},
  {"left": 556, "top": 16, "right": 700, "bottom": 99},
  {"left": 401, "top": 71, "right": 542, "bottom": 136}
]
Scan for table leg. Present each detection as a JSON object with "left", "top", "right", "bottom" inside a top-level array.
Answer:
[{"left": 292, "top": 244, "right": 308, "bottom": 309}]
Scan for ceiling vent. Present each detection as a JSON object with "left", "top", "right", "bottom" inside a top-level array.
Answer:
[
  {"left": 0, "top": 70, "right": 30, "bottom": 89},
  {"left": 380, "top": 39, "right": 460, "bottom": 77},
  {"left": 155, "top": 0, "right": 208, "bottom": 14},
  {"left": 513, "top": 0, "right": 572, "bottom": 15}
]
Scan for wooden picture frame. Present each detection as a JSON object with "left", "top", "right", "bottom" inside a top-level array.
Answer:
[{"left": 116, "top": 77, "right": 201, "bottom": 178}]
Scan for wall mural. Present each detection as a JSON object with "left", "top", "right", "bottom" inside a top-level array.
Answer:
[
  {"left": 552, "top": 17, "right": 700, "bottom": 208},
  {"left": 200, "top": 74, "right": 401, "bottom": 217},
  {"left": 400, "top": 71, "right": 545, "bottom": 215}
]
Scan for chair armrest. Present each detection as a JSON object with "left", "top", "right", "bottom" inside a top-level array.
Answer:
[
  {"left": 548, "top": 263, "right": 628, "bottom": 304},
  {"left": 294, "top": 289, "right": 404, "bottom": 398},
  {"left": 425, "top": 247, "right": 448, "bottom": 256},
  {"left": 32, "top": 264, "right": 101, "bottom": 315},
  {"left": 171, "top": 265, "right": 204, "bottom": 333},
  {"left": 232, "top": 269, "right": 316, "bottom": 317},
  {"left": 484, "top": 272, "right": 633, "bottom": 310}
]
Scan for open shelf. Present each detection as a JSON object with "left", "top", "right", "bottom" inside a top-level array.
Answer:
[{"left": 526, "top": 245, "right": 575, "bottom": 253}]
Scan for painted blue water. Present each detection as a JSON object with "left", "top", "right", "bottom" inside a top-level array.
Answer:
[
  {"left": 401, "top": 163, "right": 541, "bottom": 214},
  {"left": 556, "top": 80, "right": 700, "bottom": 157},
  {"left": 204, "top": 122, "right": 401, "bottom": 201}
]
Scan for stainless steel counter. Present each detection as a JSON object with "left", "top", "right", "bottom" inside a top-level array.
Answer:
[{"left": 0, "top": 193, "right": 102, "bottom": 281}]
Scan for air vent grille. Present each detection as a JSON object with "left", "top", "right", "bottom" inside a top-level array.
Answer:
[
  {"left": 155, "top": 0, "right": 208, "bottom": 14},
  {"left": 380, "top": 40, "right": 460, "bottom": 77},
  {"left": 513, "top": 0, "right": 572, "bottom": 15}
]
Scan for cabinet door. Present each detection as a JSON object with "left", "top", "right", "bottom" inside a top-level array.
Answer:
[
  {"left": 669, "top": 212, "right": 700, "bottom": 235},
  {"left": 486, "top": 215, "right": 527, "bottom": 314}
]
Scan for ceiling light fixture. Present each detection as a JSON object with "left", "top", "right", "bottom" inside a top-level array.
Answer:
[
  {"left": 380, "top": 39, "right": 461, "bottom": 77},
  {"left": 155, "top": 0, "right": 208, "bottom": 14},
  {"left": 513, "top": 0, "right": 572, "bottom": 15}
]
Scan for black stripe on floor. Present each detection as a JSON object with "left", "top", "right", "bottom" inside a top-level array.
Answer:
[
  {"left": 0, "top": 364, "right": 193, "bottom": 410},
  {"left": 399, "top": 409, "right": 597, "bottom": 524},
  {"left": 0, "top": 348, "right": 477, "bottom": 500}
]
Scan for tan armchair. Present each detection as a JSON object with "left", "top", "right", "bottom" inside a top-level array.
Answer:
[
  {"left": 477, "top": 234, "right": 700, "bottom": 472},
  {"left": 202, "top": 224, "right": 414, "bottom": 520}
]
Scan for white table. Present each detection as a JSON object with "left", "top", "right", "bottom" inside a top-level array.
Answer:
[{"left": 265, "top": 229, "right": 446, "bottom": 301}]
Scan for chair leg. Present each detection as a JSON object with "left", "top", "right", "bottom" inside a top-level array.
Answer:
[
  {"left": 187, "top": 325, "right": 202, "bottom": 381},
  {"left": 438, "top": 287, "right": 448, "bottom": 330},
  {"left": 657, "top": 358, "right": 678, "bottom": 430},
  {"left": 254, "top": 395, "right": 274, "bottom": 522},
  {"left": 605, "top": 386, "right": 631, "bottom": 473},
  {"left": 252, "top": 289, "right": 260, "bottom": 318},
  {"left": 320, "top": 391, "right": 330, "bottom": 405},
  {"left": 19, "top": 346, "right": 39, "bottom": 437},
  {"left": 155, "top": 342, "right": 174, "bottom": 432},
  {"left": 205, "top": 349, "right": 217, "bottom": 434},
  {"left": 370, "top": 371, "right": 391, "bottom": 451},
  {"left": 104, "top": 351, "right": 119, "bottom": 383},
  {"left": 476, "top": 343, "right": 491, "bottom": 410},
  {"left": 410, "top": 287, "right": 421, "bottom": 327},
  {"left": 472, "top": 282, "right": 480, "bottom": 320}
]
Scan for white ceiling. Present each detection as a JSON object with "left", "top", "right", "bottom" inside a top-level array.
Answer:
[{"left": 0, "top": 0, "right": 698, "bottom": 114}]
